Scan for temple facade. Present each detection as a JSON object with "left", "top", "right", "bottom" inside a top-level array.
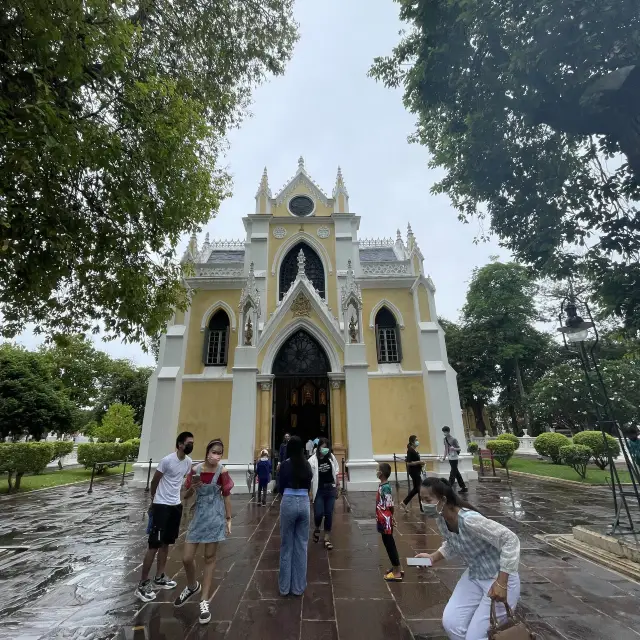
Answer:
[{"left": 135, "top": 158, "right": 475, "bottom": 491}]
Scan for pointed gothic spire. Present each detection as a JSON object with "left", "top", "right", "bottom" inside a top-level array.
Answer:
[
  {"left": 239, "top": 262, "right": 261, "bottom": 318},
  {"left": 407, "top": 222, "right": 415, "bottom": 249},
  {"left": 341, "top": 259, "right": 362, "bottom": 311},
  {"left": 255, "top": 166, "right": 272, "bottom": 213},
  {"left": 396, "top": 229, "right": 402, "bottom": 242},
  {"left": 332, "top": 165, "right": 350, "bottom": 213},
  {"left": 298, "top": 156, "right": 305, "bottom": 172}
]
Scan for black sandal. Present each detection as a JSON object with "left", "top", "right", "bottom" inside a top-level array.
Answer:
[{"left": 313, "top": 529, "right": 320, "bottom": 543}]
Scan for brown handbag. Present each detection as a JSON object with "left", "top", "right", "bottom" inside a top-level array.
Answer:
[{"left": 488, "top": 601, "right": 536, "bottom": 639}]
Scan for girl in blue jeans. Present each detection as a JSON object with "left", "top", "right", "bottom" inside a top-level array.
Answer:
[
  {"left": 278, "top": 435, "right": 313, "bottom": 596},
  {"left": 310, "top": 437, "right": 339, "bottom": 550}
]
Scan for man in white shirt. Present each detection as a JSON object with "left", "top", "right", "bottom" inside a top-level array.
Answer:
[
  {"left": 306, "top": 439, "right": 314, "bottom": 458},
  {"left": 442, "top": 426, "right": 468, "bottom": 493},
  {"left": 134, "top": 431, "right": 194, "bottom": 603}
]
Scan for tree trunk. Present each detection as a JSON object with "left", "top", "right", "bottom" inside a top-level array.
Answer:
[
  {"left": 7, "top": 471, "right": 13, "bottom": 492},
  {"left": 13, "top": 472, "right": 23, "bottom": 492},
  {"left": 508, "top": 404, "right": 518, "bottom": 433},
  {"left": 514, "top": 357, "right": 530, "bottom": 435},
  {"left": 471, "top": 401, "right": 487, "bottom": 435}
]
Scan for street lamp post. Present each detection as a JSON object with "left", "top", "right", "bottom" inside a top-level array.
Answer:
[{"left": 557, "top": 293, "right": 640, "bottom": 534}]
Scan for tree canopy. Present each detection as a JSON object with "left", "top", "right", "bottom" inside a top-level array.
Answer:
[
  {"left": 371, "top": 0, "right": 640, "bottom": 329},
  {"left": 0, "top": 0, "right": 297, "bottom": 344}
]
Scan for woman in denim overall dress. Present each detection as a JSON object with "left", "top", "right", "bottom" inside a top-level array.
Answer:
[{"left": 173, "top": 439, "right": 234, "bottom": 625}]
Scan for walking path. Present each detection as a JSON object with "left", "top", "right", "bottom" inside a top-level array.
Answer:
[{"left": 0, "top": 476, "right": 639, "bottom": 639}]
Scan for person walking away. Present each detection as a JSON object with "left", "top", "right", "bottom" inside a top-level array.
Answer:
[
  {"left": 310, "top": 437, "right": 339, "bottom": 550},
  {"left": 276, "top": 432, "right": 291, "bottom": 490},
  {"left": 400, "top": 435, "right": 423, "bottom": 511},
  {"left": 278, "top": 435, "right": 312, "bottom": 596},
  {"left": 442, "top": 426, "right": 468, "bottom": 493},
  {"left": 135, "top": 431, "right": 194, "bottom": 603},
  {"left": 416, "top": 477, "right": 520, "bottom": 639},
  {"left": 174, "top": 439, "right": 233, "bottom": 624},
  {"left": 377, "top": 463, "right": 403, "bottom": 582},
  {"left": 256, "top": 449, "right": 272, "bottom": 506}
]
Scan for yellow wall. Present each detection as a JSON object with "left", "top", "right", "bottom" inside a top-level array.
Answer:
[
  {"left": 416, "top": 284, "right": 431, "bottom": 323},
  {"left": 362, "top": 288, "right": 421, "bottom": 371},
  {"left": 369, "top": 377, "right": 431, "bottom": 454},
  {"left": 184, "top": 290, "right": 241, "bottom": 375},
  {"left": 178, "top": 382, "right": 233, "bottom": 457}
]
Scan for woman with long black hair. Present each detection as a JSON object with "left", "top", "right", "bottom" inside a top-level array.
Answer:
[
  {"left": 278, "top": 435, "right": 313, "bottom": 596},
  {"left": 416, "top": 477, "right": 520, "bottom": 639},
  {"left": 309, "top": 437, "right": 339, "bottom": 550},
  {"left": 400, "top": 434, "right": 423, "bottom": 511}
]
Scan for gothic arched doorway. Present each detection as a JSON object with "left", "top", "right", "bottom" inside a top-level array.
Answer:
[{"left": 272, "top": 329, "right": 331, "bottom": 450}]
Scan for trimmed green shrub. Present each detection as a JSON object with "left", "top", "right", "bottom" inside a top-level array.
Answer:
[
  {"left": 94, "top": 403, "right": 140, "bottom": 442},
  {"left": 468, "top": 442, "right": 479, "bottom": 454},
  {"left": 573, "top": 431, "right": 621, "bottom": 470},
  {"left": 560, "top": 444, "right": 592, "bottom": 480},
  {"left": 77, "top": 442, "right": 127, "bottom": 472},
  {"left": 52, "top": 440, "right": 74, "bottom": 462},
  {"left": 122, "top": 438, "right": 140, "bottom": 461},
  {"left": 0, "top": 442, "right": 54, "bottom": 492},
  {"left": 486, "top": 440, "right": 516, "bottom": 468},
  {"left": 496, "top": 433, "right": 520, "bottom": 450},
  {"left": 534, "top": 432, "right": 571, "bottom": 464}
]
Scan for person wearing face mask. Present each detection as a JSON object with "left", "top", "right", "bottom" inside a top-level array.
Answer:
[
  {"left": 174, "top": 439, "right": 234, "bottom": 624},
  {"left": 416, "top": 477, "right": 521, "bottom": 640},
  {"left": 309, "top": 437, "right": 339, "bottom": 550},
  {"left": 400, "top": 435, "right": 424, "bottom": 512},
  {"left": 135, "top": 431, "right": 194, "bottom": 603},
  {"left": 442, "top": 426, "right": 468, "bottom": 493}
]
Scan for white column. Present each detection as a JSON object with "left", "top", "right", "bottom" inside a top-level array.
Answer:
[
  {"left": 133, "top": 316, "right": 189, "bottom": 484},
  {"left": 226, "top": 345, "right": 258, "bottom": 493},
  {"left": 344, "top": 343, "right": 379, "bottom": 491}
]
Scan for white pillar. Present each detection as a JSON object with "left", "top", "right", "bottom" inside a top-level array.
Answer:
[
  {"left": 226, "top": 346, "right": 258, "bottom": 492},
  {"left": 133, "top": 317, "right": 189, "bottom": 484},
  {"left": 344, "top": 343, "right": 379, "bottom": 491}
]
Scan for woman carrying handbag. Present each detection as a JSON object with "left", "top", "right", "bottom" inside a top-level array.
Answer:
[{"left": 416, "top": 477, "right": 524, "bottom": 640}]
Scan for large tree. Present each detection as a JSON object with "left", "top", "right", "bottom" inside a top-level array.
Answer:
[
  {"left": 0, "top": 344, "right": 74, "bottom": 440},
  {"left": 0, "top": 0, "right": 297, "bottom": 344},
  {"left": 371, "top": 0, "right": 640, "bottom": 329}
]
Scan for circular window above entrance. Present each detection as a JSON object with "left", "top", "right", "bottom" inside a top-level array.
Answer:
[{"left": 288, "top": 195, "right": 315, "bottom": 217}]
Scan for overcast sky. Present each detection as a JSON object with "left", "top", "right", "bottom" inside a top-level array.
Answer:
[{"left": 14, "top": 0, "right": 507, "bottom": 366}]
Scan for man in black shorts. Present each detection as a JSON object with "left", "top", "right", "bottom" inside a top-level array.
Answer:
[{"left": 134, "top": 431, "right": 194, "bottom": 602}]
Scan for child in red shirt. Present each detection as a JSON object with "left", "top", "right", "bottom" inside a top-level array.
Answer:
[{"left": 377, "top": 462, "right": 403, "bottom": 581}]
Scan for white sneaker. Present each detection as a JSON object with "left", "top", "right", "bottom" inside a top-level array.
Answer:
[
  {"left": 134, "top": 581, "right": 157, "bottom": 603},
  {"left": 199, "top": 600, "right": 211, "bottom": 624}
]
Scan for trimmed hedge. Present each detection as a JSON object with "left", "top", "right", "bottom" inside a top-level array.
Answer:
[
  {"left": 496, "top": 433, "right": 520, "bottom": 450},
  {"left": 0, "top": 442, "right": 54, "bottom": 492},
  {"left": 122, "top": 438, "right": 140, "bottom": 460},
  {"left": 468, "top": 442, "right": 479, "bottom": 454},
  {"left": 560, "top": 444, "right": 592, "bottom": 479},
  {"left": 572, "top": 431, "right": 621, "bottom": 470},
  {"left": 52, "top": 440, "right": 74, "bottom": 462},
  {"left": 534, "top": 432, "right": 571, "bottom": 464},
  {"left": 486, "top": 440, "right": 516, "bottom": 467},
  {"left": 77, "top": 442, "right": 130, "bottom": 472}
]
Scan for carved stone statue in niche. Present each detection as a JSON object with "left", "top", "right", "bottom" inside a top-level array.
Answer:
[
  {"left": 319, "top": 388, "right": 326, "bottom": 405},
  {"left": 349, "top": 315, "right": 358, "bottom": 343},
  {"left": 244, "top": 316, "right": 253, "bottom": 345}
]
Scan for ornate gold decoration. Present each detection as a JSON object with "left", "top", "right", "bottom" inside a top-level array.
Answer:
[
  {"left": 244, "top": 317, "right": 253, "bottom": 345},
  {"left": 291, "top": 390, "right": 298, "bottom": 406},
  {"left": 302, "top": 382, "right": 315, "bottom": 405},
  {"left": 319, "top": 389, "right": 327, "bottom": 405},
  {"left": 291, "top": 292, "right": 311, "bottom": 317},
  {"left": 320, "top": 414, "right": 326, "bottom": 428},
  {"left": 291, "top": 414, "right": 298, "bottom": 429}
]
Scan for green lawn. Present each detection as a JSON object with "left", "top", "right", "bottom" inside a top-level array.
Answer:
[
  {"left": 475, "top": 455, "right": 632, "bottom": 485},
  {"left": 0, "top": 465, "right": 128, "bottom": 494}
]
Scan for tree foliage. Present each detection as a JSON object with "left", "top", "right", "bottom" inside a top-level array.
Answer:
[
  {"left": 0, "top": 442, "right": 54, "bottom": 492},
  {"left": 94, "top": 403, "right": 139, "bottom": 442},
  {"left": 486, "top": 439, "right": 516, "bottom": 468},
  {"left": 0, "top": 0, "right": 298, "bottom": 343},
  {"left": 534, "top": 432, "right": 571, "bottom": 464},
  {"left": 573, "top": 430, "right": 621, "bottom": 470},
  {"left": 0, "top": 344, "right": 74, "bottom": 440},
  {"left": 371, "top": 0, "right": 640, "bottom": 329},
  {"left": 559, "top": 444, "right": 592, "bottom": 480}
]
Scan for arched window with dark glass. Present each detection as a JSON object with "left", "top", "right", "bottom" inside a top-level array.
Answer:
[
  {"left": 202, "top": 310, "right": 230, "bottom": 366},
  {"left": 279, "top": 242, "right": 325, "bottom": 300},
  {"left": 375, "top": 307, "right": 401, "bottom": 364}
]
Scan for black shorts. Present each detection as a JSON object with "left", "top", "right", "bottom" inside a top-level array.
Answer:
[{"left": 148, "top": 503, "right": 183, "bottom": 549}]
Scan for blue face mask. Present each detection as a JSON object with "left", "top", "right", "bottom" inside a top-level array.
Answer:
[
  {"left": 421, "top": 502, "right": 438, "bottom": 516},
  {"left": 414, "top": 440, "right": 420, "bottom": 447}
]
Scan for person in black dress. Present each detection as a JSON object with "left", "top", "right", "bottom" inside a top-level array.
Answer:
[{"left": 400, "top": 435, "right": 423, "bottom": 511}]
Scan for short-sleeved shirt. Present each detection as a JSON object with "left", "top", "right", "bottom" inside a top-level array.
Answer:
[
  {"left": 154, "top": 452, "right": 192, "bottom": 505},
  {"left": 376, "top": 481, "right": 394, "bottom": 534},
  {"left": 444, "top": 435, "right": 460, "bottom": 461},
  {"left": 406, "top": 447, "right": 422, "bottom": 478},
  {"left": 184, "top": 465, "right": 234, "bottom": 496},
  {"left": 278, "top": 459, "right": 312, "bottom": 493},
  {"left": 317, "top": 454, "right": 334, "bottom": 486}
]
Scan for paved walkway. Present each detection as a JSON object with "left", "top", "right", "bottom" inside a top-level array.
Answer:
[{"left": 0, "top": 476, "right": 639, "bottom": 640}]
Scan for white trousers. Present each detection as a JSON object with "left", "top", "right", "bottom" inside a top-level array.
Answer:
[{"left": 442, "top": 569, "right": 521, "bottom": 640}]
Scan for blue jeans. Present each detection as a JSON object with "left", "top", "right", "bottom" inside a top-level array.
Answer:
[
  {"left": 313, "top": 485, "right": 336, "bottom": 532},
  {"left": 279, "top": 494, "right": 310, "bottom": 596}
]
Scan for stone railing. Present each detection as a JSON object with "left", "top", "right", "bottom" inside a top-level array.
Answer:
[
  {"left": 470, "top": 433, "right": 537, "bottom": 455},
  {"left": 361, "top": 261, "right": 410, "bottom": 276},
  {"left": 359, "top": 238, "right": 395, "bottom": 248},
  {"left": 195, "top": 266, "right": 244, "bottom": 278}
]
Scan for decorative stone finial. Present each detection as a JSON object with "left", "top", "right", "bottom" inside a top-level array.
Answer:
[
  {"left": 397, "top": 229, "right": 402, "bottom": 242},
  {"left": 297, "top": 249, "right": 306, "bottom": 277},
  {"left": 298, "top": 156, "right": 305, "bottom": 172},
  {"left": 341, "top": 259, "right": 363, "bottom": 312}
]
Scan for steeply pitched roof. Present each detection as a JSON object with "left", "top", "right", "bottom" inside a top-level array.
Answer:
[
  {"left": 207, "top": 250, "right": 245, "bottom": 263},
  {"left": 359, "top": 247, "right": 397, "bottom": 262}
]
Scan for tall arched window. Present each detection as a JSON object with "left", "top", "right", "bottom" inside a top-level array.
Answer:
[
  {"left": 203, "top": 310, "right": 230, "bottom": 366},
  {"left": 279, "top": 242, "right": 325, "bottom": 300},
  {"left": 375, "top": 307, "right": 401, "bottom": 363}
]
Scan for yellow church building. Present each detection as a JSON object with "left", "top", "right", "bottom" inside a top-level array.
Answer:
[{"left": 135, "top": 158, "right": 475, "bottom": 491}]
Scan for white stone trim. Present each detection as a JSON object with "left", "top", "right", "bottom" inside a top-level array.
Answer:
[
  {"left": 183, "top": 368, "right": 233, "bottom": 381},
  {"left": 200, "top": 300, "right": 237, "bottom": 332},
  {"left": 157, "top": 366, "right": 180, "bottom": 380},
  {"left": 260, "top": 317, "right": 342, "bottom": 374},
  {"left": 368, "top": 370, "right": 422, "bottom": 378},
  {"left": 271, "top": 232, "right": 333, "bottom": 277},
  {"left": 286, "top": 193, "right": 316, "bottom": 217},
  {"left": 368, "top": 299, "right": 406, "bottom": 329}
]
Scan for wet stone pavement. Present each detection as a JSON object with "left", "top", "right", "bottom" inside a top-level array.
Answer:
[{"left": 0, "top": 476, "right": 639, "bottom": 640}]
